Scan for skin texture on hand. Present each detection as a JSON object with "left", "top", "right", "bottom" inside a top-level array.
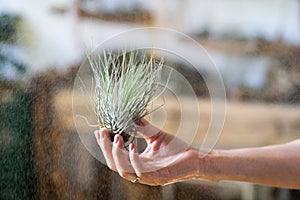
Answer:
[
  {"left": 95, "top": 119, "right": 300, "bottom": 189},
  {"left": 94, "top": 119, "right": 203, "bottom": 186},
  {"left": 207, "top": 139, "right": 300, "bottom": 189}
]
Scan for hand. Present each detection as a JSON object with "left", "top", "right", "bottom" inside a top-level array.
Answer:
[
  {"left": 95, "top": 120, "right": 300, "bottom": 189},
  {"left": 94, "top": 119, "right": 203, "bottom": 186}
]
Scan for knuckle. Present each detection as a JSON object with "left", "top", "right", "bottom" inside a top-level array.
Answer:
[
  {"left": 99, "top": 137, "right": 106, "bottom": 144},
  {"left": 112, "top": 146, "right": 122, "bottom": 156},
  {"left": 99, "top": 139, "right": 108, "bottom": 149}
]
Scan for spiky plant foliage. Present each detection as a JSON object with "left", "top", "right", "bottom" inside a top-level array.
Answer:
[{"left": 87, "top": 50, "right": 163, "bottom": 146}]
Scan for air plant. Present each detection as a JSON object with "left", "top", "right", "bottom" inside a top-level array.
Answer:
[{"left": 87, "top": 50, "right": 163, "bottom": 147}]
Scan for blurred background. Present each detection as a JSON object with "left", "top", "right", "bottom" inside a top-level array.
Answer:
[{"left": 0, "top": 0, "right": 300, "bottom": 199}]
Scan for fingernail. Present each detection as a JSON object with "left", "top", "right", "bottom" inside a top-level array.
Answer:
[
  {"left": 114, "top": 135, "right": 119, "bottom": 144},
  {"left": 130, "top": 143, "right": 136, "bottom": 152}
]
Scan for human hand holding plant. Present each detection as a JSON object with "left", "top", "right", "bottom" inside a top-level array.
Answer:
[
  {"left": 90, "top": 50, "right": 201, "bottom": 186},
  {"left": 89, "top": 50, "right": 300, "bottom": 189},
  {"left": 95, "top": 120, "right": 300, "bottom": 189},
  {"left": 95, "top": 119, "right": 204, "bottom": 186}
]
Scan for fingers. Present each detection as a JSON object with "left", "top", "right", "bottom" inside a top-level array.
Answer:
[
  {"left": 137, "top": 118, "right": 162, "bottom": 140},
  {"left": 94, "top": 129, "right": 116, "bottom": 171},
  {"left": 95, "top": 129, "right": 161, "bottom": 184},
  {"left": 129, "top": 143, "right": 143, "bottom": 177},
  {"left": 129, "top": 143, "right": 165, "bottom": 186},
  {"left": 129, "top": 143, "right": 151, "bottom": 185},
  {"left": 112, "top": 134, "right": 136, "bottom": 181}
]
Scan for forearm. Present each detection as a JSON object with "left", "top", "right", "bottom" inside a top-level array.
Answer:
[{"left": 200, "top": 139, "right": 300, "bottom": 189}]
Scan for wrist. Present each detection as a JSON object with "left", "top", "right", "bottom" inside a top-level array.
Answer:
[
  {"left": 196, "top": 149, "right": 225, "bottom": 182},
  {"left": 198, "top": 149, "right": 249, "bottom": 183},
  {"left": 182, "top": 148, "right": 230, "bottom": 182},
  {"left": 181, "top": 148, "right": 202, "bottom": 180}
]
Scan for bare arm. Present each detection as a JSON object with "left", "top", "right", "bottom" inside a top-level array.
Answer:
[
  {"left": 202, "top": 139, "right": 300, "bottom": 189},
  {"left": 96, "top": 119, "right": 300, "bottom": 189}
]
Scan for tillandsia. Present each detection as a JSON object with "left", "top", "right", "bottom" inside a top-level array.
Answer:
[{"left": 87, "top": 50, "right": 163, "bottom": 148}]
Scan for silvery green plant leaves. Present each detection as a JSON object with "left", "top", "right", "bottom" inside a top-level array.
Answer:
[{"left": 87, "top": 50, "right": 163, "bottom": 147}]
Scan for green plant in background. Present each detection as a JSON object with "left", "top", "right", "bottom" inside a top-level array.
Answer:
[
  {"left": 0, "top": 13, "right": 34, "bottom": 200},
  {"left": 0, "top": 13, "right": 26, "bottom": 81},
  {"left": 0, "top": 13, "right": 20, "bottom": 43},
  {"left": 0, "top": 91, "right": 35, "bottom": 200},
  {"left": 87, "top": 50, "right": 163, "bottom": 146}
]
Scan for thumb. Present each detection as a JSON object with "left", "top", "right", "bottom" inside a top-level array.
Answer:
[{"left": 137, "top": 118, "right": 162, "bottom": 139}]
